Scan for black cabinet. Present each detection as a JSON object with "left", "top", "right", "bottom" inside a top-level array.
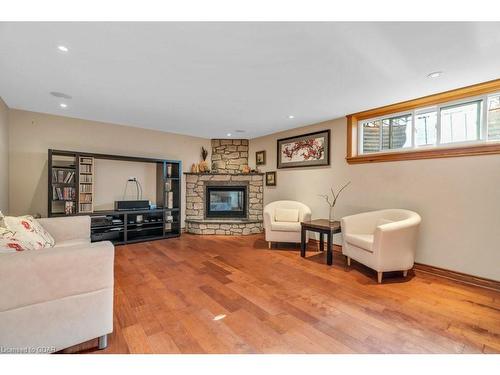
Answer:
[{"left": 90, "top": 208, "right": 180, "bottom": 245}]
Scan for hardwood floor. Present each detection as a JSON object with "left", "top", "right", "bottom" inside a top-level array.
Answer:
[{"left": 64, "top": 234, "right": 500, "bottom": 354}]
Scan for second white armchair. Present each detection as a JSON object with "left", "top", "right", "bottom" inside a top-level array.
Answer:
[{"left": 341, "top": 209, "right": 421, "bottom": 283}]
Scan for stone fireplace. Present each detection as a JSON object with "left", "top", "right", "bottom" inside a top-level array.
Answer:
[
  {"left": 205, "top": 184, "right": 247, "bottom": 219},
  {"left": 185, "top": 139, "right": 263, "bottom": 235}
]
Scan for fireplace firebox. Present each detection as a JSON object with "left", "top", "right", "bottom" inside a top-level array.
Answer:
[{"left": 205, "top": 186, "right": 247, "bottom": 219}]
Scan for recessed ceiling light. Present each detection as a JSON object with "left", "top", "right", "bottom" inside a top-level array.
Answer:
[
  {"left": 427, "top": 71, "right": 442, "bottom": 79},
  {"left": 288, "top": 115, "right": 295, "bottom": 119},
  {"left": 59, "top": 103, "right": 67, "bottom": 108},
  {"left": 235, "top": 129, "right": 245, "bottom": 133},
  {"left": 227, "top": 133, "right": 232, "bottom": 137},
  {"left": 213, "top": 314, "right": 226, "bottom": 321},
  {"left": 57, "top": 45, "right": 69, "bottom": 52}
]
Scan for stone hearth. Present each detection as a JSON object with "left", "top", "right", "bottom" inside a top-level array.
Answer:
[{"left": 185, "top": 172, "right": 264, "bottom": 235}]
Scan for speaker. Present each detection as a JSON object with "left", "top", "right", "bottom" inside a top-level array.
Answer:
[{"left": 114, "top": 200, "right": 150, "bottom": 211}]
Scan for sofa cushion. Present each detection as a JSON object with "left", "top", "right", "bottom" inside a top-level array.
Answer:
[
  {"left": 345, "top": 233, "right": 374, "bottom": 252},
  {"left": 271, "top": 221, "right": 301, "bottom": 232},
  {"left": 0, "top": 241, "right": 115, "bottom": 313},
  {"left": 54, "top": 239, "right": 91, "bottom": 248},
  {"left": 275, "top": 208, "right": 299, "bottom": 222},
  {"left": 0, "top": 213, "right": 55, "bottom": 250}
]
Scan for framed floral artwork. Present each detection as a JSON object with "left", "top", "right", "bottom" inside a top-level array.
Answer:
[{"left": 277, "top": 130, "right": 330, "bottom": 168}]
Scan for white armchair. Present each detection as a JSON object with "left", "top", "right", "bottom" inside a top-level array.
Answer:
[
  {"left": 341, "top": 209, "right": 421, "bottom": 283},
  {"left": 264, "top": 200, "right": 312, "bottom": 248}
]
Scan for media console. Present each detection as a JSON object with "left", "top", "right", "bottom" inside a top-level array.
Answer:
[
  {"left": 48, "top": 149, "right": 182, "bottom": 244},
  {"left": 90, "top": 207, "right": 180, "bottom": 245}
]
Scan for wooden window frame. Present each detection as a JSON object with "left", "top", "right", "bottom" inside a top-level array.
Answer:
[{"left": 346, "top": 79, "right": 500, "bottom": 164}]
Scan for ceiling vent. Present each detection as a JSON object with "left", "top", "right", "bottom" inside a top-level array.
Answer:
[{"left": 50, "top": 91, "right": 72, "bottom": 99}]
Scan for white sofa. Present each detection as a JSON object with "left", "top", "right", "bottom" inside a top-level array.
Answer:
[
  {"left": 264, "top": 200, "right": 312, "bottom": 248},
  {"left": 0, "top": 216, "right": 114, "bottom": 353},
  {"left": 341, "top": 209, "right": 421, "bottom": 283}
]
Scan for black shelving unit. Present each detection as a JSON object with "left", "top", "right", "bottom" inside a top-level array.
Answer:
[
  {"left": 48, "top": 149, "right": 182, "bottom": 244},
  {"left": 90, "top": 208, "right": 181, "bottom": 245}
]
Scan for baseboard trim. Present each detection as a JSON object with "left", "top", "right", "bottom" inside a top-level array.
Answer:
[
  {"left": 309, "top": 239, "right": 500, "bottom": 292},
  {"left": 413, "top": 263, "right": 500, "bottom": 292}
]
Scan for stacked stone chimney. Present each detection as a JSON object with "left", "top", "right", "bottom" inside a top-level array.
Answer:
[
  {"left": 184, "top": 138, "right": 263, "bottom": 235},
  {"left": 210, "top": 139, "right": 249, "bottom": 173}
]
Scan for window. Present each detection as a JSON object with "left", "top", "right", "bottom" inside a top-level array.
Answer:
[
  {"left": 415, "top": 109, "right": 437, "bottom": 146},
  {"left": 440, "top": 100, "right": 481, "bottom": 144},
  {"left": 488, "top": 94, "right": 500, "bottom": 140},
  {"left": 358, "top": 93, "right": 499, "bottom": 155},
  {"left": 362, "top": 114, "right": 412, "bottom": 153},
  {"left": 347, "top": 79, "right": 500, "bottom": 164}
]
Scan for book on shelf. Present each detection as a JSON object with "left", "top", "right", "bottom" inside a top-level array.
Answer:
[
  {"left": 53, "top": 186, "right": 75, "bottom": 200},
  {"left": 167, "top": 191, "right": 174, "bottom": 209},
  {"left": 64, "top": 201, "right": 75, "bottom": 215},
  {"left": 80, "top": 174, "right": 93, "bottom": 183},
  {"left": 52, "top": 170, "right": 75, "bottom": 183},
  {"left": 80, "top": 184, "right": 93, "bottom": 193},
  {"left": 79, "top": 193, "right": 93, "bottom": 203},
  {"left": 80, "top": 164, "right": 92, "bottom": 173},
  {"left": 79, "top": 203, "right": 92, "bottom": 212}
]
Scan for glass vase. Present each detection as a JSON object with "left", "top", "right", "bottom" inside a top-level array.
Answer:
[{"left": 328, "top": 206, "right": 335, "bottom": 223}]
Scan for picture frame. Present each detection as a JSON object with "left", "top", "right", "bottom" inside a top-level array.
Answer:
[
  {"left": 265, "top": 171, "right": 276, "bottom": 186},
  {"left": 277, "top": 129, "right": 330, "bottom": 169},
  {"left": 256, "top": 150, "right": 266, "bottom": 165}
]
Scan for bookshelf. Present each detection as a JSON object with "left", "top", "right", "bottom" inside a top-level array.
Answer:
[
  {"left": 78, "top": 156, "right": 94, "bottom": 213},
  {"left": 159, "top": 162, "right": 181, "bottom": 235},
  {"left": 48, "top": 149, "right": 182, "bottom": 245},
  {"left": 49, "top": 153, "right": 77, "bottom": 215}
]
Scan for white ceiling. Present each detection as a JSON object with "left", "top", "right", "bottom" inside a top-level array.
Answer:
[{"left": 1, "top": 22, "right": 500, "bottom": 139}]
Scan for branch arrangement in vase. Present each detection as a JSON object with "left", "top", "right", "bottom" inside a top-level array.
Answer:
[{"left": 319, "top": 181, "right": 351, "bottom": 222}]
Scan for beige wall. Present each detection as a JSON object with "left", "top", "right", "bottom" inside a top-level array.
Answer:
[
  {"left": 8, "top": 109, "right": 210, "bottom": 226},
  {"left": 249, "top": 118, "right": 500, "bottom": 281},
  {"left": 93, "top": 159, "right": 156, "bottom": 211},
  {"left": 0, "top": 98, "right": 8, "bottom": 214}
]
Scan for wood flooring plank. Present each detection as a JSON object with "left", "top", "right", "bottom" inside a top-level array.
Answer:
[
  {"left": 147, "top": 331, "right": 181, "bottom": 354},
  {"left": 121, "top": 324, "right": 154, "bottom": 354}
]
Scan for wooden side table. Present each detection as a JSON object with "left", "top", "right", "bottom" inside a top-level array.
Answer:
[{"left": 301, "top": 219, "right": 341, "bottom": 265}]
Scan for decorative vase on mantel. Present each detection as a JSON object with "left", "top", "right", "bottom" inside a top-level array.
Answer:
[{"left": 198, "top": 146, "right": 210, "bottom": 173}]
